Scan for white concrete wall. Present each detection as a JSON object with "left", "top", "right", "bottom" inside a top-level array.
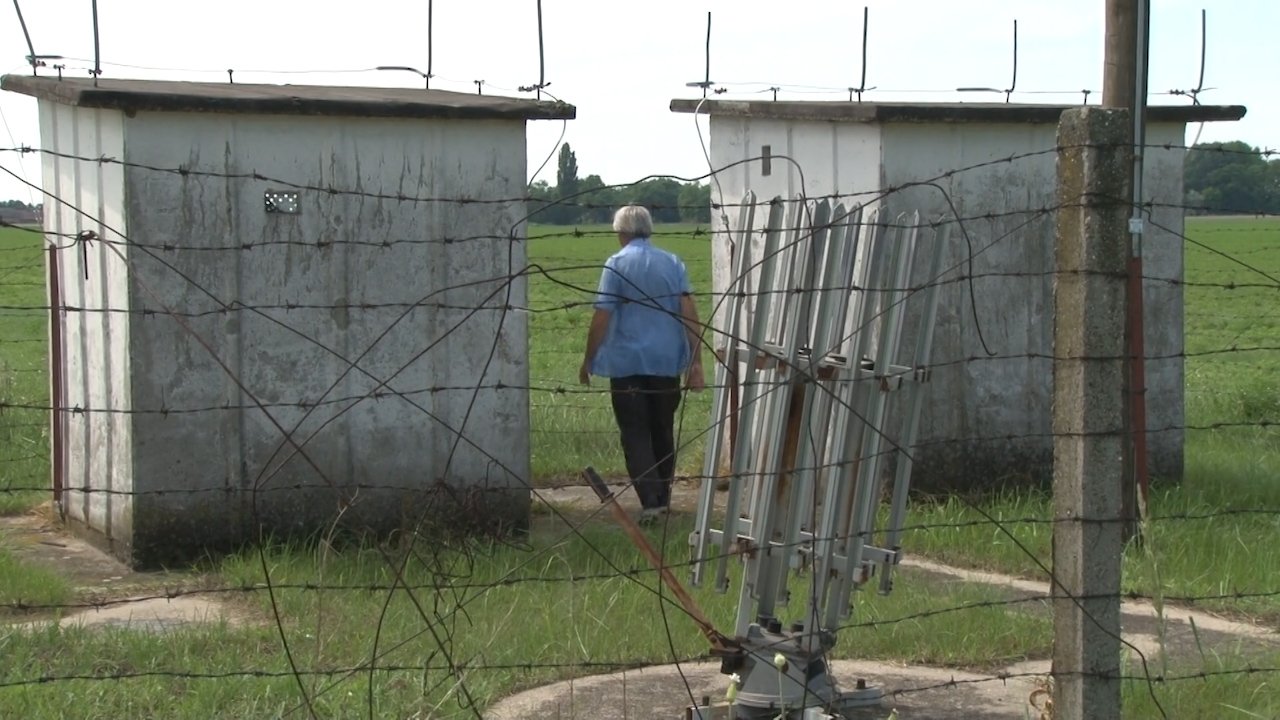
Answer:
[
  {"left": 879, "top": 122, "right": 1063, "bottom": 488},
  {"left": 706, "top": 116, "right": 1187, "bottom": 490},
  {"left": 39, "top": 101, "right": 133, "bottom": 550},
  {"left": 879, "top": 121, "right": 1186, "bottom": 488},
  {"left": 1138, "top": 124, "right": 1188, "bottom": 482},
  {"left": 705, "top": 116, "right": 882, "bottom": 339},
  {"left": 116, "top": 112, "right": 530, "bottom": 563}
]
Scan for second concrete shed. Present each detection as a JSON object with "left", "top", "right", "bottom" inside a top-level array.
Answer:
[{"left": 671, "top": 98, "right": 1244, "bottom": 491}]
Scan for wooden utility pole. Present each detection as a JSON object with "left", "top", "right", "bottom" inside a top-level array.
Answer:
[{"left": 1103, "top": 0, "right": 1138, "bottom": 110}]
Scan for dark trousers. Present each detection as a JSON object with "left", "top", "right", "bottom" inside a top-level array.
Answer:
[{"left": 609, "top": 375, "right": 682, "bottom": 509}]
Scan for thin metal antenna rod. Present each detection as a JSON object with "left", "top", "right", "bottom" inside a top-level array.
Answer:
[
  {"left": 427, "top": 0, "right": 434, "bottom": 89},
  {"left": 1006, "top": 19, "right": 1018, "bottom": 102},
  {"left": 1133, "top": 3, "right": 1150, "bottom": 237},
  {"left": 704, "top": 11, "right": 711, "bottom": 97},
  {"left": 1169, "top": 9, "right": 1209, "bottom": 106},
  {"left": 849, "top": 6, "right": 870, "bottom": 102},
  {"left": 1127, "top": 0, "right": 1152, "bottom": 522},
  {"left": 13, "top": 0, "right": 37, "bottom": 75},
  {"left": 860, "top": 6, "right": 869, "bottom": 94},
  {"left": 90, "top": 0, "right": 102, "bottom": 85},
  {"left": 685, "top": 12, "right": 714, "bottom": 96},
  {"left": 1193, "top": 8, "right": 1206, "bottom": 103},
  {"left": 536, "top": 0, "right": 545, "bottom": 100},
  {"left": 520, "top": 1, "right": 551, "bottom": 97}
]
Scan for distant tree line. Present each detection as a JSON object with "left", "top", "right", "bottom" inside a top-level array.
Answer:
[
  {"left": 0, "top": 199, "right": 41, "bottom": 224},
  {"left": 528, "top": 143, "right": 711, "bottom": 225},
  {"left": 1184, "top": 141, "right": 1280, "bottom": 215},
  {"left": 5, "top": 140, "right": 1277, "bottom": 224}
]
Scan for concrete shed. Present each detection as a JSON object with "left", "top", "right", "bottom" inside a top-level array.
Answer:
[
  {"left": 3, "top": 75, "right": 574, "bottom": 567},
  {"left": 670, "top": 99, "right": 1244, "bottom": 492}
]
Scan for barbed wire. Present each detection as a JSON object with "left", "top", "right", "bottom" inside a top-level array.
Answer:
[
  {"left": 0, "top": 659, "right": 1275, "bottom": 693},
  {"left": 4, "top": 141, "right": 1275, "bottom": 218},
  {"left": 3, "top": 393, "right": 1277, "bottom": 434},
  {"left": 2, "top": 574, "right": 1278, "bottom": 617},
  {"left": 0, "top": 273, "right": 1274, "bottom": 323},
  {"left": 0, "top": 208, "right": 1261, "bottom": 256},
  {"left": 0, "top": 134, "right": 1276, "bottom": 719},
  {"left": 2, "top": 476, "right": 1278, "bottom": 531}
]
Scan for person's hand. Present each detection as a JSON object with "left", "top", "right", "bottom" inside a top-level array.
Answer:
[
  {"left": 686, "top": 360, "right": 705, "bottom": 392},
  {"left": 579, "top": 362, "right": 591, "bottom": 386}
]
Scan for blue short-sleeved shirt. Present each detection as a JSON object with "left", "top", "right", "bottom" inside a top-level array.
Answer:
[{"left": 590, "top": 238, "right": 693, "bottom": 379}]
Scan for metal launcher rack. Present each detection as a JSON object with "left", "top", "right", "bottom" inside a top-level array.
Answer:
[{"left": 685, "top": 193, "right": 949, "bottom": 719}]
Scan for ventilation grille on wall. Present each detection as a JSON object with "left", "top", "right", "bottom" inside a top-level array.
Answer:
[{"left": 264, "top": 191, "right": 301, "bottom": 215}]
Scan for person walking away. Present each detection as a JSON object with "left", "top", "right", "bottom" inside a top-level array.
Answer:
[{"left": 579, "top": 204, "right": 705, "bottom": 523}]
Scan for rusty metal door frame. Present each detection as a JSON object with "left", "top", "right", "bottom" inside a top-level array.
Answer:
[{"left": 47, "top": 243, "right": 66, "bottom": 514}]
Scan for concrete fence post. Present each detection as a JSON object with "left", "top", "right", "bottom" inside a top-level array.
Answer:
[{"left": 1051, "top": 107, "right": 1130, "bottom": 719}]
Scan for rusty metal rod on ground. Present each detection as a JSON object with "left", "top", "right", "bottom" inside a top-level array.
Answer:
[{"left": 582, "top": 466, "right": 736, "bottom": 655}]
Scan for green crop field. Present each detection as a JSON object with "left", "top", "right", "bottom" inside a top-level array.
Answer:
[
  {"left": 1182, "top": 216, "right": 1280, "bottom": 429},
  {"left": 0, "top": 225, "right": 47, "bottom": 514}
]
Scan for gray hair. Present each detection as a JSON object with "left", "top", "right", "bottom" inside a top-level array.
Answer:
[{"left": 612, "top": 204, "right": 653, "bottom": 239}]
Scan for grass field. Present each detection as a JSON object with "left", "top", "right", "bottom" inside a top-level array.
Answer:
[
  {"left": 0, "top": 225, "right": 47, "bottom": 514},
  {"left": 1182, "top": 216, "right": 1280, "bottom": 427},
  {"left": 0, "top": 217, "right": 1278, "bottom": 718}
]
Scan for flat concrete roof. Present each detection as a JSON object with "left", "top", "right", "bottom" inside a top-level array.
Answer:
[
  {"left": 1, "top": 76, "right": 576, "bottom": 121},
  {"left": 669, "top": 98, "right": 1245, "bottom": 124}
]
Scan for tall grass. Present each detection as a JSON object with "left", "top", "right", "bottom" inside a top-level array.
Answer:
[
  {"left": 0, "top": 516, "right": 1050, "bottom": 717},
  {"left": 0, "top": 546, "right": 71, "bottom": 617},
  {"left": 1122, "top": 649, "right": 1280, "bottom": 720}
]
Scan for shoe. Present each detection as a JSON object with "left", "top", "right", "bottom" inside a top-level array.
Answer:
[{"left": 637, "top": 507, "right": 667, "bottom": 526}]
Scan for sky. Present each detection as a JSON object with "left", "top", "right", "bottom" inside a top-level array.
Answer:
[{"left": 1, "top": 0, "right": 1277, "bottom": 204}]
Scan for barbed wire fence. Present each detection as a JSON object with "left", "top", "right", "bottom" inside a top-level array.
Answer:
[{"left": 0, "top": 133, "right": 1275, "bottom": 720}]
